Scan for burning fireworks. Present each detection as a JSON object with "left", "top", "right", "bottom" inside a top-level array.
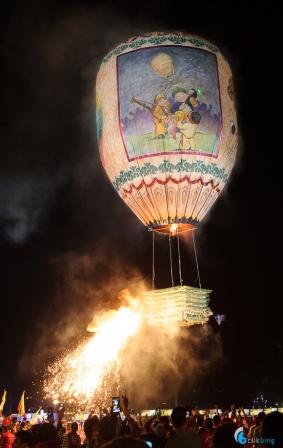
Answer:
[
  {"left": 43, "top": 306, "right": 142, "bottom": 411},
  {"left": 43, "top": 286, "right": 214, "bottom": 411}
]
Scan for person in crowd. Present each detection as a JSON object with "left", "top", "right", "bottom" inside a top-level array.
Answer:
[
  {"left": 0, "top": 427, "right": 14, "bottom": 448},
  {"left": 203, "top": 411, "right": 210, "bottom": 422},
  {"left": 12, "top": 431, "right": 33, "bottom": 448},
  {"left": 166, "top": 407, "right": 202, "bottom": 448},
  {"left": 120, "top": 398, "right": 141, "bottom": 439},
  {"left": 2, "top": 415, "right": 12, "bottom": 429},
  {"left": 261, "top": 411, "right": 283, "bottom": 447},
  {"left": 247, "top": 415, "right": 260, "bottom": 439},
  {"left": 253, "top": 411, "right": 266, "bottom": 445},
  {"left": 236, "top": 409, "right": 243, "bottom": 428},
  {"left": 221, "top": 418, "right": 232, "bottom": 425},
  {"left": 238, "top": 407, "right": 252, "bottom": 431},
  {"left": 229, "top": 404, "right": 235, "bottom": 422},
  {"left": 10, "top": 422, "right": 18, "bottom": 435},
  {"left": 186, "top": 416, "right": 199, "bottom": 435},
  {"left": 193, "top": 407, "right": 200, "bottom": 417},
  {"left": 154, "top": 415, "right": 175, "bottom": 447},
  {"left": 62, "top": 423, "right": 81, "bottom": 448},
  {"left": 82, "top": 417, "right": 99, "bottom": 448},
  {"left": 213, "top": 405, "right": 220, "bottom": 415},
  {"left": 213, "top": 423, "right": 238, "bottom": 448},
  {"left": 200, "top": 418, "right": 214, "bottom": 448},
  {"left": 144, "top": 416, "right": 155, "bottom": 433},
  {"left": 212, "top": 415, "right": 221, "bottom": 431},
  {"left": 135, "top": 414, "right": 143, "bottom": 431},
  {"left": 96, "top": 416, "right": 116, "bottom": 447},
  {"left": 196, "top": 417, "right": 205, "bottom": 436},
  {"left": 221, "top": 411, "right": 232, "bottom": 425},
  {"left": 155, "top": 423, "right": 167, "bottom": 448},
  {"left": 159, "top": 416, "right": 174, "bottom": 439},
  {"left": 55, "top": 407, "right": 66, "bottom": 446},
  {"left": 56, "top": 423, "right": 66, "bottom": 446},
  {"left": 33, "top": 423, "right": 61, "bottom": 448}
]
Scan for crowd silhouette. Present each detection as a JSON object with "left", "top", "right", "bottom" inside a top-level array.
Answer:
[{"left": 1, "top": 400, "right": 283, "bottom": 448}]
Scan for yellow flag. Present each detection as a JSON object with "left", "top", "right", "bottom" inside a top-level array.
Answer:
[
  {"left": 30, "top": 406, "right": 42, "bottom": 425},
  {"left": 18, "top": 390, "right": 25, "bottom": 417},
  {"left": 0, "top": 389, "right": 7, "bottom": 412},
  {"left": 33, "top": 406, "right": 42, "bottom": 418}
]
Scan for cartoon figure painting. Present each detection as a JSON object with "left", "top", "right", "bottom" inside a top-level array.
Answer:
[
  {"left": 117, "top": 46, "right": 221, "bottom": 159},
  {"left": 172, "top": 110, "right": 201, "bottom": 151},
  {"left": 171, "top": 87, "right": 198, "bottom": 114},
  {"left": 130, "top": 94, "right": 171, "bottom": 139},
  {"left": 152, "top": 94, "right": 172, "bottom": 139}
]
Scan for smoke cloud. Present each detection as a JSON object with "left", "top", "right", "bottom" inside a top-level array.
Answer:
[
  {"left": 120, "top": 319, "right": 223, "bottom": 409},
  {"left": 19, "top": 244, "right": 223, "bottom": 410},
  {"left": 19, "top": 244, "right": 149, "bottom": 372}
]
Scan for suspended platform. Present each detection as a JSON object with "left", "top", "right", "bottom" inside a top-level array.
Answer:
[{"left": 143, "top": 285, "right": 213, "bottom": 327}]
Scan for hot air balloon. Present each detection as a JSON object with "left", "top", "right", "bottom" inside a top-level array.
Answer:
[
  {"left": 96, "top": 31, "right": 237, "bottom": 235},
  {"left": 96, "top": 32, "right": 237, "bottom": 327}
]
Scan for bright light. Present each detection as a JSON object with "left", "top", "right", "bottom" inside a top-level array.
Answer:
[
  {"left": 170, "top": 224, "right": 178, "bottom": 233},
  {"left": 43, "top": 306, "right": 142, "bottom": 411},
  {"left": 143, "top": 285, "right": 212, "bottom": 327}
]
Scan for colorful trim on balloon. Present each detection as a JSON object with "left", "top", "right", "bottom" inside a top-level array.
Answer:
[
  {"left": 112, "top": 160, "right": 228, "bottom": 192},
  {"left": 102, "top": 33, "right": 219, "bottom": 64},
  {"left": 121, "top": 175, "right": 221, "bottom": 197}
]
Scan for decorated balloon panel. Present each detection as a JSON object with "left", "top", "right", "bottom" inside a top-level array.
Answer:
[
  {"left": 96, "top": 32, "right": 237, "bottom": 231},
  {"left": 117, "top": 46, "right": 221, "bottom": 160}
]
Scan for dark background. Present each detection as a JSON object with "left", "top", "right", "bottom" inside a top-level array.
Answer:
[{"left": 0, "top": 0, "right": 282, "bottom": 413}]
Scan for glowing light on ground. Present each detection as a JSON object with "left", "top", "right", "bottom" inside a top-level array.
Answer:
[{"left": 43, "top": 307, "right": 142, "bottom": 411}]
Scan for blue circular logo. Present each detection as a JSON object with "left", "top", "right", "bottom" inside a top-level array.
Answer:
[{"left": 234, "top": 427, "right": 247, "bottom": 445}]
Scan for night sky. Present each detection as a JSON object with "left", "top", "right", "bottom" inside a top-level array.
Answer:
[{"left": 0, "top": 0, "right": 282, "bottom": 414}]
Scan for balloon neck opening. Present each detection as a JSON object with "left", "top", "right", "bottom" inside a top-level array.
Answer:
[{"left": 149, "top": 223, "right": 195, "bottom": 235}]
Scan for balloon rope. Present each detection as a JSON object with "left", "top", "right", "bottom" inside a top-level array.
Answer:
[
  {"left": 152, "top": 231, "right": 155, "bottom": 291},
  {"left": 192, "top": 230, "right": 201, "bottom": 289},
  {"left": 177, "top": 229, "right": 183, "bottom": 286},
  {"left": 169, "top": 235, "right": 174, "bottom": 287}
]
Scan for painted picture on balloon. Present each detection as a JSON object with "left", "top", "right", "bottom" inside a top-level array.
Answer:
[{"left": 117, "top": 46, "right": 221, "bottom": 161}]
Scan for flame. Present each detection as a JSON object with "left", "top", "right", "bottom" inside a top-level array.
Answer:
[
  {"left": 170, "top": 224, "right": 178, "bottom": 233},
  {"left": 87, "top": 309, "right": 119, "bottom": 332},
  {"left": 43, "top": 306, "right": 142, "bottom": 410}
]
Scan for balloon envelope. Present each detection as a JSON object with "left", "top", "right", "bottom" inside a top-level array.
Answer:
[{"left": 96, "top": 32, "right": 237, "bottom": 233}]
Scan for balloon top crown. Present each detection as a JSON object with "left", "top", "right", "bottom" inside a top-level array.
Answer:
[{"left": 101, "top": 31, "right": 221, "bottom": 65}]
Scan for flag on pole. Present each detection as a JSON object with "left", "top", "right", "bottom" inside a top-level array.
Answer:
[
  {"left": 0, "top": 389, "right": 7, "bottom": 413},
  {"left": 33, "top": 406, "right": 42, "bottom": 418},
  {"left": 30, "top": 406, "right": 42, "bottom": 425},
  {"left": 18, "top": 390, "right": 25, "bottom": 417}
]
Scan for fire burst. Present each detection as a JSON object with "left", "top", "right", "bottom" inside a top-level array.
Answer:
[{"left": 43, "top": 307, "right": 142, "bottom": 411}]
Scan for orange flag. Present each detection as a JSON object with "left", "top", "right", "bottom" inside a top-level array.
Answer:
[{"left": 17, "top": 390, "right": 25, "bottom": 417}]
